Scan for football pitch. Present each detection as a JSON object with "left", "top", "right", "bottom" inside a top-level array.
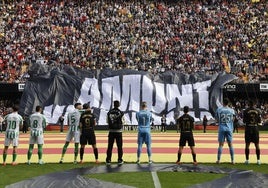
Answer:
[{"left": 2, "top": 131, "right": 267, "bottom": 164}]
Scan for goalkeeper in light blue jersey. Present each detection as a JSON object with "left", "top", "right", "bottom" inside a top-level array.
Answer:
[
  {"left": 136, "top": 101, "right": 153, "bottom": 164},
  {"left": 27, "top": 105, "right": 47, "bottom": 165},
  {"left": 215, "top": 98, "right": 235, "bottom": 164}
]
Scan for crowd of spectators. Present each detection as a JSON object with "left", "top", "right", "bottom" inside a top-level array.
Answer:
[
  {"left": 231, "top": 98, "right": 268, "bottom": 125},
  {"left": 0, "top": 0, "right": 267, "bottom": 83}
]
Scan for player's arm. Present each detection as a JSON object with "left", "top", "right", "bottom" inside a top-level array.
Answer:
[
  {"left": 257, "top": 109, "right": 262, "bottom": 126},
  {"left": 121, "top": 111, "right": 126, "bottom": 125},
  {"left": 215, "top": 110, "right": 219, "bottom": 123},
  {"left": 42, "top": 116, "right": 48, "bottom": 129},
  {"left": 93, "top": 119, "right": 96, "bottom": 127},
  {"left": 176, "top": 118, "right": 181, "bottom": 131},
  {"left": 191, "top": 117, "right": 195, "bottom": 130},
  {"left": 19, "top": 116, "right": 23, "bottom": 130}
]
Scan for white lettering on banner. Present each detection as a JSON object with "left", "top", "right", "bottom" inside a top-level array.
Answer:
[
  {"left": 194, "top": 80, "right": 211, "bottom": 109},
  {"left": 121, "top": 74, "right": 141, "bottom": 112},
  {"left": 43, "top": 75, "right": 213, "bottom": 125},
  {"left": 101, "top": 76, "right": 121, "bottom": 110},
  {"left": 142, "top": 75, "right": 153, "bottom": 109},
  {"left": 44, "top": 104, "right": 74, "bottom": 125},
  {"left": 77, "top": 78, "right": 100, "bottom": 107}
]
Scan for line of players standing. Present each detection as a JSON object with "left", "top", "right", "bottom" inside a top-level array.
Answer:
[{"left": 1, "top": 98, "right": 263, "bottom": 165}]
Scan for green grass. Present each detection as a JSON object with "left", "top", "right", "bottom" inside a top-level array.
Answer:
[
  {"left": 88, "top": 172, "right": 155, "bottom": 188},
  {"left": 1, "top": 162, "right": 267, "bottom": 188},
  {"left": 158, "top": 172, "right": 225, "bottom": 188},
  {"left": 0, "top": 163, "right": 85, "bottom": 188}
]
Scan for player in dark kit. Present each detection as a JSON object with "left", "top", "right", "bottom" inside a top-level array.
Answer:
[
  {"left": 176, "top": 106, "right": 197, "bottom": 165},
  {"left": 79, "top": 103, "right": 99, "bottom": 164},
  {"left": 243, "top": 100, "right": 262, "bottom": 165},
  {"left": 106, "top": 100, "right": 125, "bottom": 165}
]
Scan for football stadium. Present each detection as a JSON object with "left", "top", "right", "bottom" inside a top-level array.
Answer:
[{"left": 0, "top": 0, "right": 267, "bottom": 187}]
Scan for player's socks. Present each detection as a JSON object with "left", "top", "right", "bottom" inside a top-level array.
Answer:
[
  {"left": 245, "top": 148, "right": 250, "bottom": 160},
  {"left": 256, "top": 148, "right": 260, "bottom": 160},
  {"left": 3, "top": 153, "right": 7, "bottom": 163},
  {"left": 229, "top": 146, "right": 234, "bottom": 162},
  {"left": 137, "top": 145, "right": 142, "bottom": 159},
  {"left": 80, "top": 147, "right": 84, "bottom": 161},
  {"left": 94, "top": 148, "right": 98, "bottom": 160},
  {"left": 27, "top": 146, "right": 33, "bottom": 161},
  {"left": 192, "top": 153, "right": 196, "bottom": 161},
  {"left": 147, "top": 144, "right": 152, "bottom": 158},
  {"left": 38, "top": 145, "right": 43, "bottom": 161},
  {"left": 61, "top": 143, "right": 69, "bottom": 157},
  {"left": 12, "top": 153, "right": 17, "bottom": 163},
  {"left": 74, "top": 143, "right": 79, "bottom": 161},
  {"left": 217, "top": 146, "right": 223, "bottom": 161},
  {"left": 177, "top": 152, "right": 182, "bottom": 162}
]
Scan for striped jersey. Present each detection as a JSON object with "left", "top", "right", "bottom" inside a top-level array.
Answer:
[
  {"left": 29, "top": 112, "right": 47, "bottom": 136},
  {"left": 67, "top": 109, "right": 81, "bottom": 132},
  {"left": 4, "top": 112, "right": 23, "bottom": 139}
]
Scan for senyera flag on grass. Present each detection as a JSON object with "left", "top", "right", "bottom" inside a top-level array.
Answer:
[{"left": 19, "top": 64, "right": 236, "bottom": 126}]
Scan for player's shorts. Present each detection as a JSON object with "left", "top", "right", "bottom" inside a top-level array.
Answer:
[
  {"left": 137, "top": 132, "right": 151, "bottom": 145},
  {"left": 179, "top": 132, "right": 195, "bottom": 147},
  {"left": 29, "top": 134, "right": 44, "bottom": 145},
  {"left": 245, "top": 126, "right": 259, "bottom": 143},
  {"left": 218, "top": 129, "right": 233, "bottom": 143},
  {"left": 4, "top": 137, "right": 19, "bottom": 147},
  {"left": 80, "top": 132, "right": 96, "bottom": 145},
  {"left": 66, "top": 131, "right": 80, "bottom": 143}
]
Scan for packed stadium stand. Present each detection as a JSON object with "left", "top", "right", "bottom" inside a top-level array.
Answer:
[
  {"left": 0, "top": 0, "right": 267, "bottom": 124},
  {"left": 0, "top": 0, "right": 267, "bottom": 83}
]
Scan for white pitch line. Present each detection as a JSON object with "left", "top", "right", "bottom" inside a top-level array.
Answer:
[{"left": 151, "top": 171, "right": 161, "bottom": 188}]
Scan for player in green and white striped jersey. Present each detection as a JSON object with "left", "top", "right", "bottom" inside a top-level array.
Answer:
[
  {"left": 2, "top": 105, "right": 23, "bottom": 166},
  {"left": 27, "top": 106, "right": 47, "bottom": 165},
  {"left": 59, "top": 103, "right": 82, "bottom": 164}
]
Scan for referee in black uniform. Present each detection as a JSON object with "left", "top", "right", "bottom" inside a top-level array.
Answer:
[
  {"left": 176, "top": 106, "right": 197, "bottom": 165},
  {"left": 79, "top": 103, "right": 99, "bottom": 164},
  {"left": 243, "top": 100, "right": 262, "bottom": 165}
]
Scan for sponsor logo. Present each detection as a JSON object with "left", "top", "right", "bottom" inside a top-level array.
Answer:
[
  {"left": 223, "top": 84, "right": 236, "bottom": 91},
  {"left": 18, "top": 84, "right": 25, "bottom": 91},
  {"left": 260, "top": 83, "right": 268, "bottom": 91}
]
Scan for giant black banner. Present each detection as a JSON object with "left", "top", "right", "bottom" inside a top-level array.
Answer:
[{"left": 19, "top": 64, "right": 236, "bottom": 125}]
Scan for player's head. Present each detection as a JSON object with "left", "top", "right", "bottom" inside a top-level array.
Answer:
[
  {"left": 141, "top": 101, "right": 147, "bottom": 109},
  {"left": 74, "top": 102, "right": 82, "bottom": 109},
  {"left": 222, "top": 98, "right": 229, "bottom": 106},
  {"left": 248, "top": 100, "right": 254, "bottom": 107},
  {"left": 183, "top": 106, "right": 189, "bottom": 113},
  {"left": 83, "top": 103, "right": 90, "bottom": 110},
  {"left": 114, "top": 100, "right": 120, "bottom": 108},
  {"left": 36, "top": 105, "right": 42, "bottom": 112},
  {"left": 12, "top": 104, "right": 19, "bottom": 112}
]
